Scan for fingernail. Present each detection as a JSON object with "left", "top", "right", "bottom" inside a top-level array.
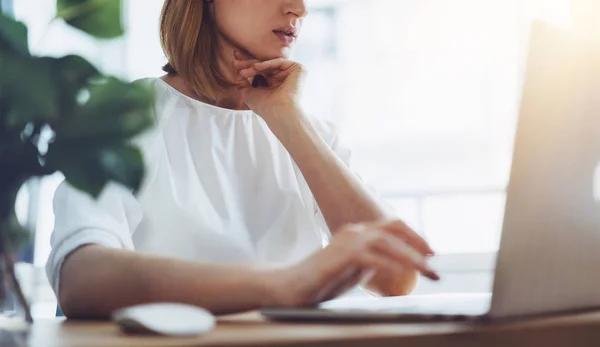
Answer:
[
  {"left": 425, "top": 265, "right": 440, "bottom": 281},
  {"left": 252, "top": 75, "right": 269, "bottom": 88}
]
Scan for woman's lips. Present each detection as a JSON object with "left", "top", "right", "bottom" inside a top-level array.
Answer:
[{"left": 273, "top": 31, "right": 296, "bottom": 46}]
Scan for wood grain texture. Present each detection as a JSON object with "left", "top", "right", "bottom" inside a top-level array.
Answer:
[{"left": 23, "top": 310, "right": 600, "bottom": 347}]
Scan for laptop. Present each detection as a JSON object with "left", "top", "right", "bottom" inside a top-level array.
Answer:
[{"left": 261, "top": 21, "right": 600, "bottom": 322}]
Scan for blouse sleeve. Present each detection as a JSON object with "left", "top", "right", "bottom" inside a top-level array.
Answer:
[{"left": 45, "top": 181, "right": 143, "bottom": 296}]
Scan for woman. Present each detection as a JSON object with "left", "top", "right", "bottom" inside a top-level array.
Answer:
[{"left": 47, "top": 0, "right": 439, "bottom": 319}]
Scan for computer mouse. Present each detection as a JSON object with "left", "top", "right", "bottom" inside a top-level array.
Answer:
[{"left": 112, "top": 303, "right": 216, "bottom": 336}]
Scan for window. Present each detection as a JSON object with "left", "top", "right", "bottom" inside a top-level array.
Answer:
[
  {"left": 295, "top": 0, "right": 571, "bottom": 260},
  {"left": 15, "top": 0, "right": 572, "bottom": 270}
]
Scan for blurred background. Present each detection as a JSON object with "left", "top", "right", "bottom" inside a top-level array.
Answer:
[{"left": 3, "top": 0, "right": 597, "bottom": 317}]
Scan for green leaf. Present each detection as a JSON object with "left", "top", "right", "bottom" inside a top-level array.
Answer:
[
  {"left": 55, "top": 55, "right": 100, "bottom": 88},
  {"left": 45, "top": 143, "right": 145, "bottom": 197},
  {"left": 52, "top": 77, "right": 154, "bottom": 141},
  {"left": 43, "top": 77, "right": 153, "bottom": 198},
  {"left": 57, "top": 0, "right": 124, "bottom": 39},
  {"left": 0, "top": 13, "right": 29, "bottom": 56},
  {"left": 1, "top": 55, "right": 100, "bottom": 129},
  {"left": 1, "top": 55, "right": 60, "bottom": 128},
  {"left": 98, "top": 145, "right": 145, "bottom": 192},
  {"left": 51, "top": 55, "right": 100, "bottom": 116},
  {"left": 46, "top": 146, "right": 108, "bottom": 198},
  {"left": 0, "top": 139, "right": 46, "bottom": 179}
]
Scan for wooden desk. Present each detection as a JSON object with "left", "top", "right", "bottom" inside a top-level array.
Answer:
[{"left": 28, "top": 311, "right": 600, "bottom": 347}]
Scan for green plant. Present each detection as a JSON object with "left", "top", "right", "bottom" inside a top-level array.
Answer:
[{"left": 0, "top": 0, "right": 154, "bottom": 322}]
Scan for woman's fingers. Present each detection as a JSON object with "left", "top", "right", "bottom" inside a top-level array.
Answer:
[
  {"left": 379, "top": 220, "right": 435, "bottom": 256},
  {"left": 235, "top": 68, "right": 261, "bottom": 88},
  {"left": 364, "top": 230, "right": 440, "bottom": 281},
  {"left": 239, "top": 67, "right": 259, "bottom": 78},
  {"left": 250, "top": 59, "right": 300, "bottom": 82},
  {"left": 281, "top": 223, "right": 441, "bottom": 307},
  {"left": 233, "top": 54, "right": 300, "bottom": 89},
  {"left": 314, "top": 267, "right": 361, "bottom": 303},
  {"left": 351, "top": 220, "right": 434, "bottom": 256},
  {"left": 235, "top": 79, "right": 251, "bottom": 89},
  {"left": 238, "top": 67, "right": 281, "bottom": 79},
  {"left": 232, "top": 50, "right": 263, "bottom": 84},
  {"left": 356, "top": 251, "right": 402, "bottom": 279},
  {"left": 233, "top": 52, "right": 298, "bottom": 73},
  {"left": 254, "top": 58, "right": 297, "bottom": 72},
  {"left": 236, "top": 70, "right": 269, "bottom": 91},
  {"left": 232, "top": 59, "right": 260, "bottom": 70},
  {"left": 319, "top": 268, "right": 371, "bottom": 302},
  {"left": 232, "top": 51, "right": 261, "bottom": 74},
  {"left": 269, "top": 69, "right": 294, "bottom": 81},
  {"left": 335, "top": 223, "right": 438, "bottom": 280},
  {"left": 339, "top": 224, "right": 439, "bottom": 281}
]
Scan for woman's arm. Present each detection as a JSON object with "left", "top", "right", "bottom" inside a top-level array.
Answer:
[
  {"left": 234, "top": 53, "right": 436, "bottom": 296},
  {"left": 59, "top": 220, "right": 438, "bottom": 318},
  {"left": 234, "top": 54, "right": 431, "bottom": 242},
  {"left": 59, "top": 245, "right": 277, "bottom": 318},
  {"left": 265, "top": 106, "right": 422, "bottom": 296},
  {"left": 268, "top": 106, "right": 387, "bottom": 231}
]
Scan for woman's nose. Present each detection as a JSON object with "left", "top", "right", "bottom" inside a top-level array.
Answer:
[{"left": 285, "top": 0, "right": 307, "bottom": 18}]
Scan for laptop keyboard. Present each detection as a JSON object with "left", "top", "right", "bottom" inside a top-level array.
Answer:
[{"left": 320, "top": 293, "right": 492, "bottom": 316}]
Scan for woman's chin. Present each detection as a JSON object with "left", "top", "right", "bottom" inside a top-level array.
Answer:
[
  {"left": 277, "top": 46, "right": 293, "bottom": 58},
  {"left": 254, "top": 47, "right": 292, "bottom": 61}
]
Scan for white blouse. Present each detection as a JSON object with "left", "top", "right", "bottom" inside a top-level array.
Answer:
[{"left": 46, "top": 77, "right": 351, "bottom": 296}]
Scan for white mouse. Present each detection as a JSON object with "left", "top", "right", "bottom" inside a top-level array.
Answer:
[{"left": 112, "top": 303, "right": 216, "bottom": 336}]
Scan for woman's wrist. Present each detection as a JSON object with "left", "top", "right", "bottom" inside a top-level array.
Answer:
[
  {"left": 255, "top": 267, "right": 291, "bottom": 308},
  {"left": 261, "top": 104, "right": 319, "bottom": 151},
  {"left": 259, "top": 102, "right": 303, "bottom": 127}
]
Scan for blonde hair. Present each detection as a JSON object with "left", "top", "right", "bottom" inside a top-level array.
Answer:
[{"left": 160, "top": 0, "right": 229, "bottom": 101}]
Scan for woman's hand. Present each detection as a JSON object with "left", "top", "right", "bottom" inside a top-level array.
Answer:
[
  {"left": 232, "top": 50, "right": 305, "bottom": 122},
  {"left": 264, "top": 220, "right": 438, "bottom": 308}
]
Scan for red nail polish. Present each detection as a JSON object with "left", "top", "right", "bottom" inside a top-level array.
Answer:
[{"left": 252, "top": 75, "right": 269, "bottom": 88}]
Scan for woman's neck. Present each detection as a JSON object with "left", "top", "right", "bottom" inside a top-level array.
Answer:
[{"left": 161, "top": 38, "right": 250, "bottom": 111}]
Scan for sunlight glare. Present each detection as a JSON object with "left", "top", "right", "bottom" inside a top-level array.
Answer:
[{"left": 528, "top": 0, "right": 572, "bottom": 29}]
